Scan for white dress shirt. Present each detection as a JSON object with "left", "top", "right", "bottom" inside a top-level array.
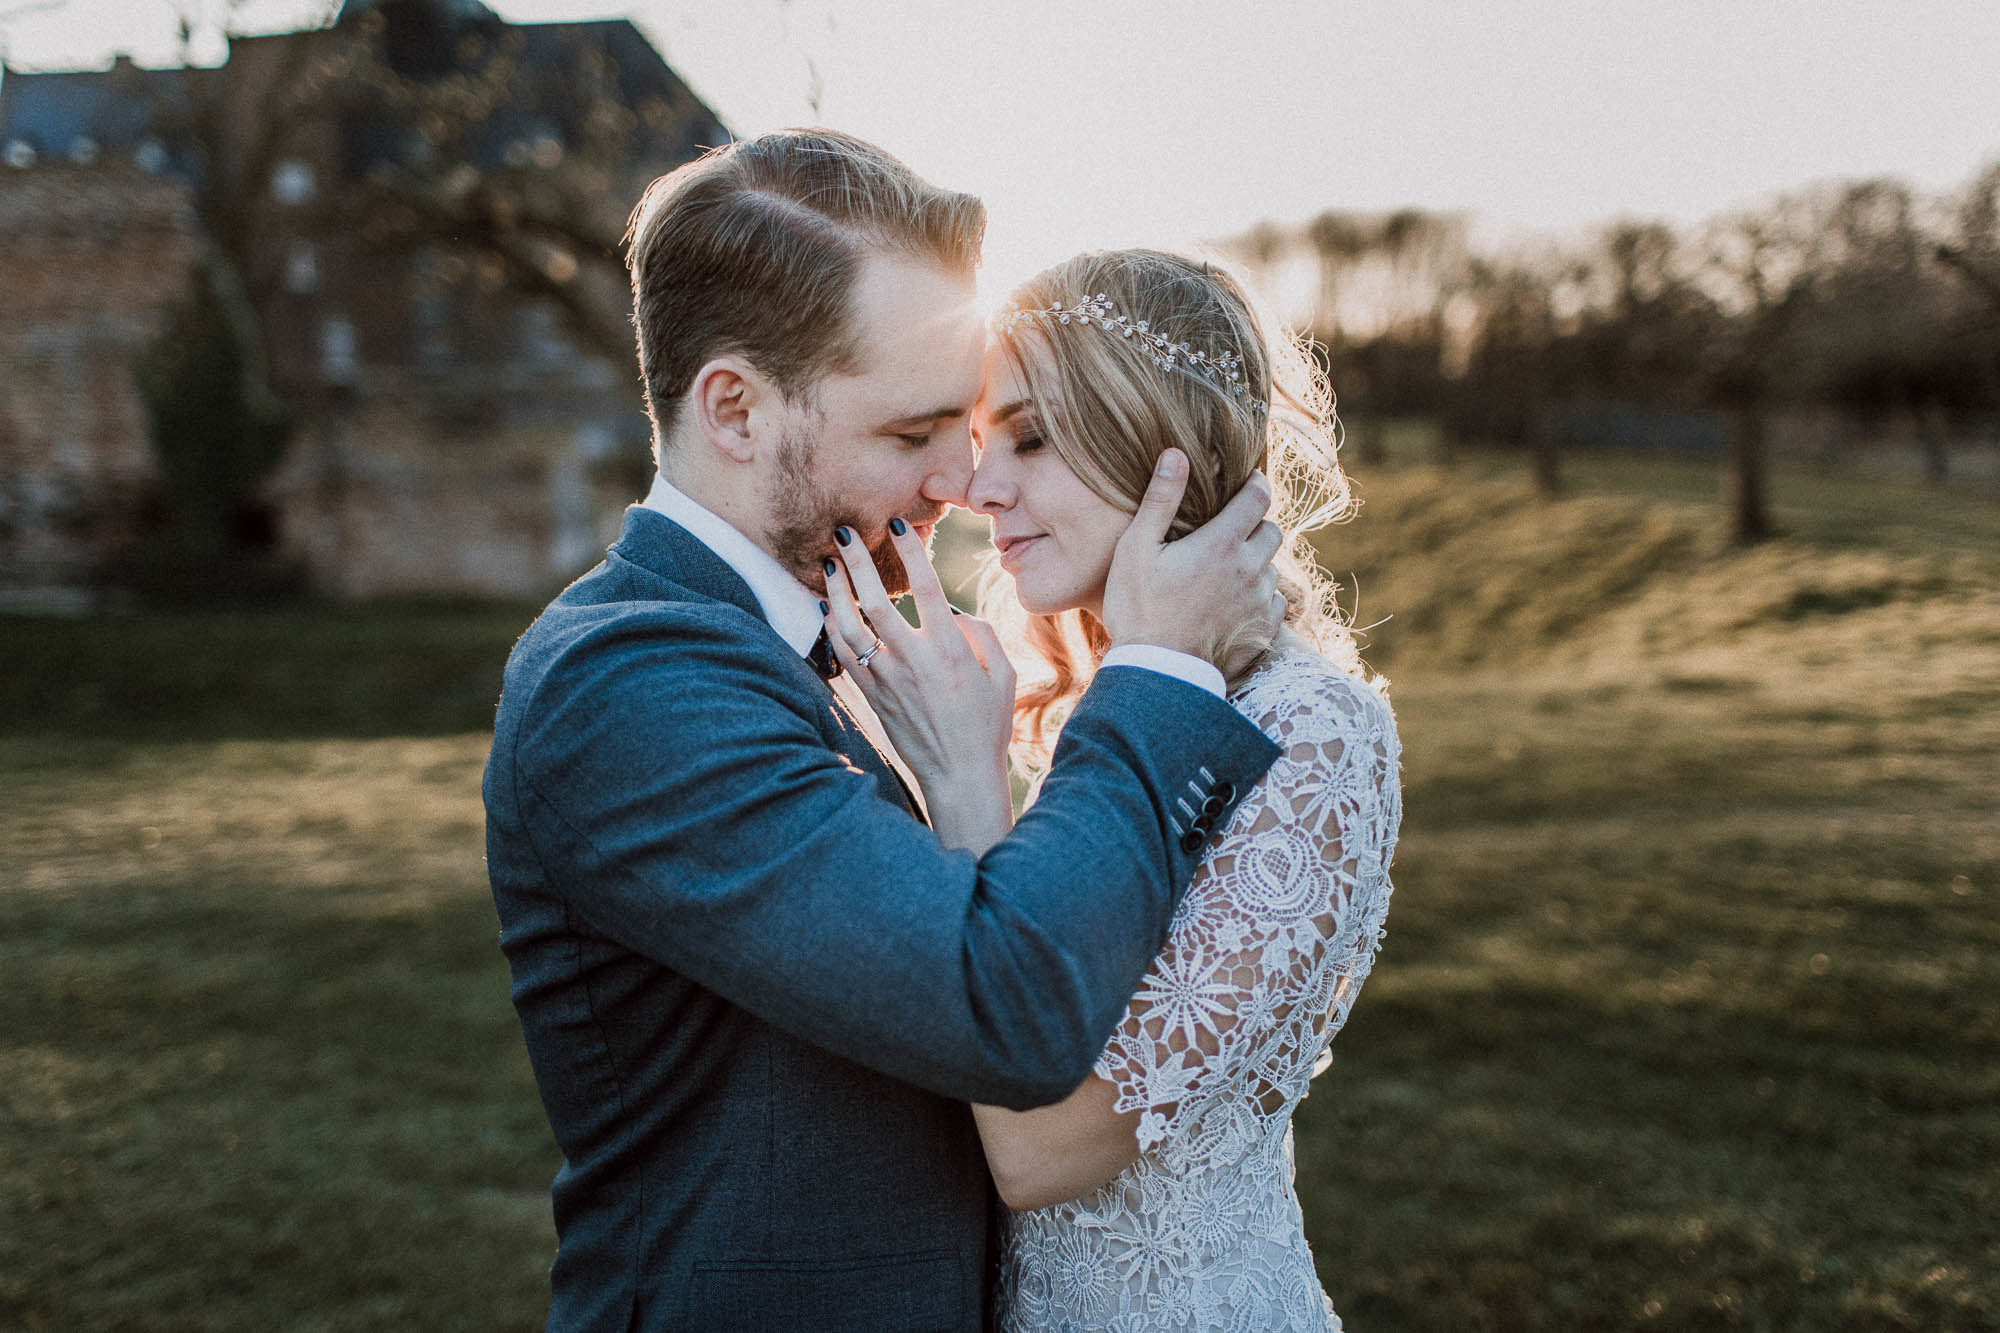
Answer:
[
  {"left": 642, "top": 473, "right": 827, "bottom": 658},
  {"left": 639, "top": 473, "right": 1224, "bottom": 698}
]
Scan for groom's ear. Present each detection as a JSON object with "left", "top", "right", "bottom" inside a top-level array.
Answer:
[{"left": 690, "top": 356, "right": 773, "bottom": 465}]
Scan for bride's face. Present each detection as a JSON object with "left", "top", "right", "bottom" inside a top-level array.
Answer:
[{"left": 968, "top": 342, "right": 1129, "bottom": 617}]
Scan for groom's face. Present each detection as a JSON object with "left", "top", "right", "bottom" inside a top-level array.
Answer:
[{"left": 765, "top": 248, "right": 985, "bottom": 596}]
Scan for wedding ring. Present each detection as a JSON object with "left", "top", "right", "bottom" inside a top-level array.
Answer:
[{"left": 855, "top": 637, "right": 885, "bottom": 668}]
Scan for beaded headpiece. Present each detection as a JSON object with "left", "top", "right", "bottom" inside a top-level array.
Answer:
[{"left": 996, "top": 294, "right": 1269, "bottom": 416}]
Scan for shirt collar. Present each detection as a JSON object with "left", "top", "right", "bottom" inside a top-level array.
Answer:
[{"left": 641, "top": 473, "right": 825, "bottom": 659}]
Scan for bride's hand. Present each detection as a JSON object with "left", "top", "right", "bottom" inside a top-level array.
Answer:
[{"left": 825, "top": 520, "right": 1016, "bottom": 853}]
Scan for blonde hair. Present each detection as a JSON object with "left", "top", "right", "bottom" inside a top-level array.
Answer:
[{"left": 977, "top": 248, "right": 1368, "bottom": 772}]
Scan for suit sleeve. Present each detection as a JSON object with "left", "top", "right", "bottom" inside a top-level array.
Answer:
[{"left": 503, "top": 607, "right": 1279, "bottom": 1109}]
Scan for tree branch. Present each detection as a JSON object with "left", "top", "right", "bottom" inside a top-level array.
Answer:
[{"left": 1934, "top": 243, "right": 2000, "bottom": 314}]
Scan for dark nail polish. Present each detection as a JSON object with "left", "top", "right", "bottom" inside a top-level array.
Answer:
[
  {"left": 950, "top": 607, "right": 962, "bottom": 615},
  {"left": 818, "top": 600, "right": 829, "bottom": 615},
  {"left": 823, "top": 558, "right": 837, "bottom": 577},
  {"left": 889, "top": 516, "right": 907, "bottom": 536},
  {"left": 834, "top": 527, "right": 852, "bottom": 546}
]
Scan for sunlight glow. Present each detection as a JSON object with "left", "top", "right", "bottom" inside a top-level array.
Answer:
[{"left": 4, "top": 0, "right": 1994, "bottom": 268}]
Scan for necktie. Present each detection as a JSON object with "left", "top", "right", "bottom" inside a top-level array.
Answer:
[{"left": 807, "top": 629, "right": 842, "bottom": 681}]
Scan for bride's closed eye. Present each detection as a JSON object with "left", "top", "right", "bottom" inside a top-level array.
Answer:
[{"left": 1011, "top": 430, "right": 1044, "bottom": 455}]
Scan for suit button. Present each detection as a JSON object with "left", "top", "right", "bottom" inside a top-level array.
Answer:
[
  {"left": 1214, "top": 781, "right": 1236, "bottom": 804},
  {"left": 1180, "top": 829, "right": 1206, "bottom": 854},
  {"left": 1202, "top": 794, "right": 1225, "bottom": 817}
]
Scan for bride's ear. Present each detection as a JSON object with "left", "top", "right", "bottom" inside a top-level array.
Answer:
[{"left": 691, "top": 356, "right": 771, "bottom": 464}]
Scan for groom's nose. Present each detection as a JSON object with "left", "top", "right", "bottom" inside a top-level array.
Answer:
[{"left": 920, "top": 426, "right": 976, "bottom": 508}]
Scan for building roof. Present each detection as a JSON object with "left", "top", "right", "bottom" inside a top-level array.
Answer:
[
  {"left": 336, "top": 0, "right": 499, "bottom": 21},
  {"left": 1, "top": 3, "right": 727, "bottom": 177},
  {"left": 0, "top": 59, "right": 201, "bottom": 171}
]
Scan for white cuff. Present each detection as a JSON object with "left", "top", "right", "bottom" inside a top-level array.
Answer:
[{"left": 1098, "top": 645, "right": 1225, "bottom": 698}]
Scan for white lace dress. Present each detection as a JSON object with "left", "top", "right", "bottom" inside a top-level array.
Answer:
[{"left": 997, "top": 650, "right": 1402, "bottom": 1332}]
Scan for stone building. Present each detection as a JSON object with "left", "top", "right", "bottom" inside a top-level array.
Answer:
[
  {"left": 0, "top": 167, "right": 198, "bottom": 594},
  {"left": 0, "top": 0, "right": 728, "bottom": 599}
]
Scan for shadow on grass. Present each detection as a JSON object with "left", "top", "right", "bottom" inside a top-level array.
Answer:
[
  {"left": 6, "top": 481, "right": 1995, "bottom": 1327},
  {"left": 0, "top": 602, "right": 540, "bottom": 746},
  {"left": 3, "top": 874, "right": 558, "bottom": 1332},
  {"left": 1300, "top": 975, "right": 1997, "bottom": 1332}
]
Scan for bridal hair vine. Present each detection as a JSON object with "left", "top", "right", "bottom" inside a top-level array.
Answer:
[{"left": 997, "top": 294, "right": 1269, "bottom": 415}]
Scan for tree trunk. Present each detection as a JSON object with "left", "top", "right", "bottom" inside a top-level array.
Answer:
[
  {"left": 1529, "top": 405, "right": 1562, "bottom": 496},
  {"left": 1918, "top": 399, "right": 1950, "bottom": 485},
  {"left": 1431, "top": 420, "right": 1457, "bottom": 468},
  {"left": 1727, "top": 404, "right": 1775, "bottom": 543}
]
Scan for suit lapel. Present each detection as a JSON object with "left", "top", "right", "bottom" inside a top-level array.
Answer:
[
  {"left": 827, "top": 683, "right": 929, "bottom": 825},
  {"left": 610, "top": 506, "right": 926, "bottom": 824}
]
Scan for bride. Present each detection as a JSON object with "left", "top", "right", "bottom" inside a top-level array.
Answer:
[{"left": 827, "top": 247, "right": 1402, "bottom": 1330}]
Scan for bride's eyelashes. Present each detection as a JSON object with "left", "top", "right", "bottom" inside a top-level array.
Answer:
[{"left": 1011, "top": 430, "right": 1044, "bottom": 455}]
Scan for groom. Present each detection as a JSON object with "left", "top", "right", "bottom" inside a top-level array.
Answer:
[{"left": 484, "top": 129, "right": 1282, "bottom": 1331}]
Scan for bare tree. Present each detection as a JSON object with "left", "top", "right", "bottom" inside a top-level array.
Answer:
[
  {"left": 1695, "top": 201, "right": 1829, "bottom": 543},
  {"left": 323, "top": 23, "right": 644, "bottom": 362},
  {"left": 1934, "top": 161, "right": 2000, "bottom": 314},
  {"left": 138, "top": 0, "right": 714, "bottom": 373},
  {"left": 1303, "top": 210, "right": 1373, "bottom": 337},
  {"left": 1459, "top": 253, "right": 1564, "bottom": 490},
  {"left": 82, "top": 0, "right": 719, "bottom": 593},
  {"left": 1219, "top": 159, "right": 1999, "bottom": 514}
]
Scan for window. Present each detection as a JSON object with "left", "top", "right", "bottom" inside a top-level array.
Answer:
[
  {"left": 319, "top": 317, "right": 358, "bottom": 385},
  {"left": 271, "top": 160, "right": 316, "bottom": 205},
  {"left": 284, "top": 242, "right": 319, "bottom": 294}
]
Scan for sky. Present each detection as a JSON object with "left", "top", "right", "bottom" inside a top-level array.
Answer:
[{"left": 4, "top": 0, "right": 1997, "bottom": 297}]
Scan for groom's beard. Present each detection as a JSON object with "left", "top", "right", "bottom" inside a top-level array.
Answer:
[{"left": 768, "top": 425, "right": 917, "bottom": 598}]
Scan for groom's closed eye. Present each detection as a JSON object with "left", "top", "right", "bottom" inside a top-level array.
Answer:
[{"left": 883, "top": 408, "right": 971, "bottom": 451}]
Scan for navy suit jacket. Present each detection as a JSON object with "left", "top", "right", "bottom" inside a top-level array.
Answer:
[{"left": 484, "top": 506, "right": 1279, "bottom": 1331}]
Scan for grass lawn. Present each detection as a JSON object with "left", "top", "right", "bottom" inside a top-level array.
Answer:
[
  {"left": 1360, "top": 419, "right": 2000, "bottom": 559},
  {"left": 5, "top": 459, "right": 1996, "bottom": 1329}
]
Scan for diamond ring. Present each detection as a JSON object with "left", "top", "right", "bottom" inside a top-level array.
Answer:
[{"left": 855, "top": 637, "right": 885, "bottom": 668}]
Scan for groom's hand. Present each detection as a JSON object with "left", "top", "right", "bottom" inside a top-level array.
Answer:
[{"left": 1100, "top": 449, "right": 1284, "bottom": 677}]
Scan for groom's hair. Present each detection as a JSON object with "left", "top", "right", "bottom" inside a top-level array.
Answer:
[{"left": 626, "top": 128, "right": 986, "bottom": 448}]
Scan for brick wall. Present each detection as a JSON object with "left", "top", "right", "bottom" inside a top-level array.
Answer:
[
  {"left": 0, "top": 166, "right": 197, "bottom": 589},
  {"left": 262, "top": 385, "right": 639, "bottom": 599},
  {"left": 2, "top": 163, "right": 651, "bottom": 601}
]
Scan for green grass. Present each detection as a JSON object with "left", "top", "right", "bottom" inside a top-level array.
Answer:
[
  {"left": 1530, "top": 447, "right": 2000, "bottom": 558},
  {"left": 3, "top": 734, "right": 552, "bottom": 1330},
  {"left": 5, "top": 455, "right": 1997, "bottom": 1328},
  {"left": 1356, "top": 423, "right": 2000, "bottom": 559},
  {"left": 1298, "top": 677, "right": 1997, "bottom": 1331},
  {"left": 1292, "top": 456, "right": 2000, "bottom": 1329},
  {"left": 0, "top": 601, "right": 539, "bottom": 744}
]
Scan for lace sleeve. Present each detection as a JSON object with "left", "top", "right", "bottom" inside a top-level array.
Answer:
[{"left": 1091, "top": 661, "right": 1400, "bottom": 1164}]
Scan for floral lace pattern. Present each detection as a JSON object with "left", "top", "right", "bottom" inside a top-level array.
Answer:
[{"left": 998, "top": 651, "right": 1402, "bottom": 1332}]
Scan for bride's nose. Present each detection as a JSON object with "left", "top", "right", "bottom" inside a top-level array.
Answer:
[{"left": 967, "top": 456, "right": 1016, "bottom": 515}]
